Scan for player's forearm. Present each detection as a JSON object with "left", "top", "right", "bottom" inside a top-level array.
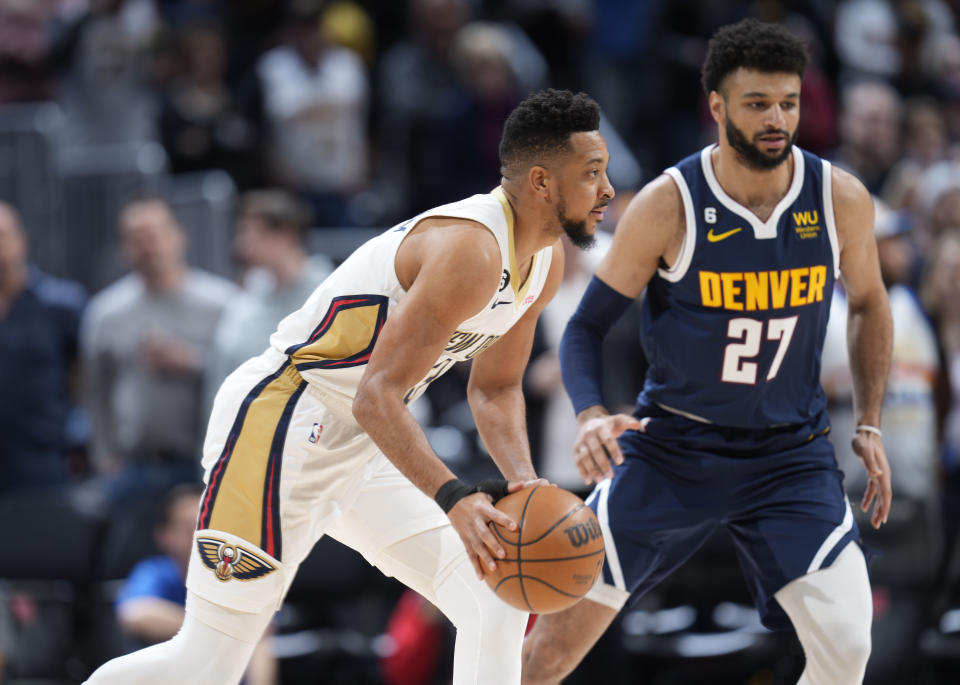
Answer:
[
  {"left": 847, "top": 292, "right": 893, "bottom": 426},
  {"left": 353, "top": 381, "right": 457, "bottom": 498},
  {"left": 469, "top": 383, "right": 537, "bottom": 481},
  {"left": 560, "top": 276, "right": 633, "bottom": 414}
]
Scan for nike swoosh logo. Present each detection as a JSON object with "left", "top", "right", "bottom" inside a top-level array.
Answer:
[
  {"left": 707, "top": 227, "right": 742, "bottom": 242},
  {"left": 490, "top": 300, "right": 512, "bottom": 309}
]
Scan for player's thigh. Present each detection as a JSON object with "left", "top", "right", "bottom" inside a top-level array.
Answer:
[
  {"left": 585, "top": 455, "right": 718, "bottom": 603},
  {"left": 191, "top": 357, "right": 379, "bottom": 612},
  {"left": 726, "top": 449, "right": 858, "bottom": 629},
  {"left": 326, "top": 455, "right": 460, "bottom": 599}
]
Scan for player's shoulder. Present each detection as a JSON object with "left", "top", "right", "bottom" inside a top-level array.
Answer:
[
  {"left": 620, "top": 173, "right": 685, "bottom": 231},
  {"left": 401, "top": 212, "right": 502, "bottom": 291},
  {"left": 829, "top": 163, "right": 872, "bottom": 211}
]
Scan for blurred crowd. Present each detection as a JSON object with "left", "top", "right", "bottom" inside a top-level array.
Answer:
[{"left": 3, "top": 0, "right": 960, "bottom": 683}]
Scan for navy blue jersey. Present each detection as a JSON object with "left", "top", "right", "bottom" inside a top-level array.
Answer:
[{"left": 638, "top": 145, "right": 839, "bottom": 429}]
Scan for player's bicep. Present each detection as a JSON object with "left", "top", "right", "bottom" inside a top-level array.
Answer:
[
  {"left": 361, "top": 234, "right": 500, "bottom": 394},
  {"left": 834, "top": 169, "right": 884, "bottom": 307},
  {"left": 595, "top": 174, "right": 683, "bottom": 298}
]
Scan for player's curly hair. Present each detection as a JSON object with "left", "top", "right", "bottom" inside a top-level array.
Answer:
[
  {"left": 701, "top": 18, "right": 808, "bottom": 96},
  {"left": 499, "top": 89, "right": 601, "bottom": 172}
]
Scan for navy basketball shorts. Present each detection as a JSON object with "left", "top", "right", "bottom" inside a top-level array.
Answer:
[{"left": 585, "top": 405, "right": 861, "bottom": 630}]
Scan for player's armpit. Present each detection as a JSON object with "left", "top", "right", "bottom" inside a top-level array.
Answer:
[
  {"left": 594, "top": 174, "right": 685, "bottom": 299},
  {"left": 466, "top": 242, "right": 564, "bottom": 482},
  {"left": 468, "top": 240, "right": 563, "bottom": 396}
]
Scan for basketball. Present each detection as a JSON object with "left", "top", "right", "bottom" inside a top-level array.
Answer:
[{"left": 485, "top": 485, "right": 605, "bottom": 614}]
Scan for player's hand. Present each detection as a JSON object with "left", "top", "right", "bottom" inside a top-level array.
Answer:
[
  {"left": 446, "top": 486, "right": 520, "bottom": 580},
  {"left": 573, "top": 413, "right": 645, "bottom": 485},
  {"left": 851, "top": 430, "right": 892, "bottom": 528},
  {"left": 506, "top": 478, "right": 552, "bottom": 493}
]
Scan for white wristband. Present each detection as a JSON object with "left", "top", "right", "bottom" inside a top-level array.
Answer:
[{"left": 855, "top": 424, "right": 882, "bottom": 438}]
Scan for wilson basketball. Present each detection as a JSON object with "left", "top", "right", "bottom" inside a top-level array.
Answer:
[{"left": 486, "top": 485, "right": 605, "bottom": 614}]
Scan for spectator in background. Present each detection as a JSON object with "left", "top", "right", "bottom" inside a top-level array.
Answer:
[
  {"left": 0, "top": 202, "right": 87, "bottom": 493},
  {"left": 834, "top": 79, "right": 902, "bottom": 195},
  {"left": 256, "top": 0, "right": 369, "bottom": 227},
  {"left": 204, "top": 189, "right": 333, "bottom": 409},
  {"left": 901, "top": 96, "right": 949, "bottom": 168},
  {"left": 158, "top": 21, "right": 265, "bottom": 190},
  {"left": 48, "top": 0, "right": 161, "bottom": 146},
  {"left": 81, "top": 195, "right": 236, "bottom": 510},
  {"left": 0, "top": 0, "right": 57, "bottom": 103},
  {"left": 821, "top": 198, "right": 942, "bottom": 683},
  {"left": 375, "top": 0, "right": 471, "bottom": 219},
  {"left": 116, "top": 483, "right": 277, "bottom": 684},
  {"left": 916, "top": 160, "right": 960, "bottom": 257},
  {"left": 881, "top": 97, "right": 951, "bottom": 216},
  {"left": 922, "top": 230, "right": 960, "bottom": 572}
]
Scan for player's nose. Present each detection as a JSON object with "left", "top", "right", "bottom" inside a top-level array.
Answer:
[
  {"left": 766, "top": 104, "right": 787, "bottom": 127},
  {"left": 601, "top": 172, "right": 615, "bottom": 201}
]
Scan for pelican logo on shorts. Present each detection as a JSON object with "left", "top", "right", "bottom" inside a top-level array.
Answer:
[
  {"left": 196, "top": 537, "right": 278, "bottom": 582},
  {"left": 563, "top": 519, "right": 602, "bottom": 548}
]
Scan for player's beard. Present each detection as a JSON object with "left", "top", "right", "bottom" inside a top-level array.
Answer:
[
  {"left": 725, "top": 116, "right": 797, "bottom": 170},
  {"left": 556, "top": 195, "right": 598, "bottom": 249}
]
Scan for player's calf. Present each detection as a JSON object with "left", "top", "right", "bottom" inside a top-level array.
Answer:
[{"left": 521, "top": 598, "right": 619, "bottom": 685}]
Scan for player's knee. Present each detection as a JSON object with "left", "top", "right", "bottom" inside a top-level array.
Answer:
[
  {"left": 521, "top": 629, "right": 575, "bottom": 684},
  {"left": 435, "top": 562, "right": 526, "bottom": 638},
  {"left": 832, "top": 619, "right": 871, "bottom": 676}
]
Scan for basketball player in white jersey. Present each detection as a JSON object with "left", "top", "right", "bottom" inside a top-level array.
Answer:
[{"left": 84, "top": 89, "right": 614, "bottom": 684}]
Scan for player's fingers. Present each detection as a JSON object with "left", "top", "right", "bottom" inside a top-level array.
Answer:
[
  {"left": 471, "top": 531, "right": 499, "bottom": 574},
  {"left": 508, "top": 478, "right": 551, "bottom": 492},
  {"left": 611, "top": 414, "right": 645, "bottom": 435},
  {"left": 486, "top": 504, "right": 518, "bottom": 532},
  {"left": 477, "top": 519, "right": 506, "bottom": 560},
  {"left": 584, "top": 433, "right": 613, "bottom": 479},
  {"left": 878, "top": 472, "right": 893, "bottom": 527},
  {"left": 860, "top": 478, "right": 877, "bottom": 513},
  {"left": 574, "top": 441, "right": 605, "bottom": 485},
  {"left": 599, "top": 434, "right": 624, "bottom": 466}
]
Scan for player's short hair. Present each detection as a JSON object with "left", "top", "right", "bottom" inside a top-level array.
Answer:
[
  {"left": 237, "top": 189, "right": 313, "bottom": 240},
  {"left": 499, "top": 89, "right": 601, "bottom": 172},
  {"left": 701, "top": 18, "right": 808, "bottom": 96}
]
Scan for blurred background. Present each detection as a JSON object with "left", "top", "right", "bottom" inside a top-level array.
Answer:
[{"left": 1, "top": 0, "right": 959, "bottom": 683}]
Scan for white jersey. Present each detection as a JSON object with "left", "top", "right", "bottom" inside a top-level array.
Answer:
[{"left": 268, "top": 188, "right": 554, "bottom": 414}]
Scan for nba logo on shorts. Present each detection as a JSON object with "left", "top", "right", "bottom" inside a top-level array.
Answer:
[{"left": 309, "top": 422, "right": 323, "bottom": 444}]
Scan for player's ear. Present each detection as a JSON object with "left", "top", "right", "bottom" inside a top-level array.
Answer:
[
  {"left": 528, "top": 165, "right": 551, "bottom": 198},
  {"left": 708, "top": 90, "right": 725, "bottom": 125}
]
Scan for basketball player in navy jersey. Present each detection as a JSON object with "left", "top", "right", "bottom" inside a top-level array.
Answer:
[{"left": 522, "top": 19, "right": 892, "bottom": 685}]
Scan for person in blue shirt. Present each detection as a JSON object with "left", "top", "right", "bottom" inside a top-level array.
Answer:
[
  {"left": 0, "top": 201, "right": 86, "bottom": 493},
  {"left": 116, "top": 484, "right": 277, "bottom": 684},
  {"left": 523, "top": 19, "right": 893, "bottom": 685}
]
